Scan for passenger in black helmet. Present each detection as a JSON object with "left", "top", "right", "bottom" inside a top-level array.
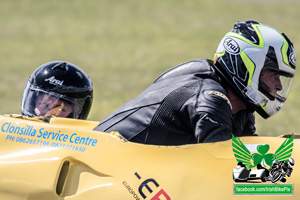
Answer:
[
  {"left": 21, "top": 61, "right": 93, "bottom": 119},
  {"left": 94, "top": 20, "right": 296, "bottom": 145}
]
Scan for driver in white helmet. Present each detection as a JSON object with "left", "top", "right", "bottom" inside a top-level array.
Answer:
[{"left": 94, "top": 20, "right": 296, "bottom": 145}]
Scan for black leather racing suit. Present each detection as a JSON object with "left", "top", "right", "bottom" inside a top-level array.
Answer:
[{"left": 94, "top": 58, "right": 256, "bottom": 145}]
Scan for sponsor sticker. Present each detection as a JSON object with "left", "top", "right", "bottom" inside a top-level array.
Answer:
[
  {"left": 122, "top": 172, "right": 171, "bottom": 200},
  {"left": 1, "top": 121, "right": 98, "bottom": 152},
  {"left": 289, "top": 52, "right": 296, "bottom": 67},
  {"left": 223, "top": 38, "right": 240, "bottom": 54}
]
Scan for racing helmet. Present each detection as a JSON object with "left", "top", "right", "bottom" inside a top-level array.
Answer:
[
  {"left": 214, "top": 20, "right": 296, "bottom": 118},
  {"left": 21, "top": 61, "right": 93, "bottom": 119}
]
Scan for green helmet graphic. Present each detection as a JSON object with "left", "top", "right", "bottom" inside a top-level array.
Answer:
[{"left": 214, "top": 20, "right": 296, "bottom": 118}]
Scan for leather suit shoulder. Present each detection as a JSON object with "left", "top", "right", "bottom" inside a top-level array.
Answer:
[{"left": 153, "top": 58, "right": 213, "bottom": 83}]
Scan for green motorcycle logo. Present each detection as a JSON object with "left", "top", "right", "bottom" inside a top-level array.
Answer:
[{"left": 232, "top": 135, "right": 294, "bottom": 183}]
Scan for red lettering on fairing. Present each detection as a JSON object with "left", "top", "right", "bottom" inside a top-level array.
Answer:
[{"left": 151, "top": 189, "right": 171, "bottom": 200}]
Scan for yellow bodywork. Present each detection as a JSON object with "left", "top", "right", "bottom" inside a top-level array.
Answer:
[{"left": 0, "top": 115, "right": 299, "bottom": 200}]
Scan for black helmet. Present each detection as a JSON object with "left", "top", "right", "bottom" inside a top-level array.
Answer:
[
  {"left": 213, "top": 20, "right": 296, "bottom": 119},
  {"left": 21, "top": 61, "right": 93, "bottom": 119}
]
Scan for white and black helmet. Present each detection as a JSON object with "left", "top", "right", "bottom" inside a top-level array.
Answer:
[
  {"left": 21, "top": 61, "right": 93, "bottom": 119},
  {"left": 214, "top": 20, "right": 296, "bottom": 118}
]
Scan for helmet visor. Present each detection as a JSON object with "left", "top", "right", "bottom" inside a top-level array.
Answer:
[
  {"left": 259, "top": 68, "right": 294, "bottom": 103},
  {"left": 22, "top": 88, "right": 82, "bottom": 119}
]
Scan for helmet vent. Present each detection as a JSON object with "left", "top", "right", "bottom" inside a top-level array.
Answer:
[
  {"left": 232, "top": 21, "right": 260, "bottom": 45},
  {"left": 52, "top": 62, "right": 69, "bottom": 71}
]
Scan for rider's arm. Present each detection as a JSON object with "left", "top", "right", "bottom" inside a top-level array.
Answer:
[{"left": 184, "top": 79, "right": 234, "bottom": 143}]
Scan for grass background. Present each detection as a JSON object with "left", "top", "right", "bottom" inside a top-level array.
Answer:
[{"left": 0, "top": 0, "right": 299, "bottom": 136}]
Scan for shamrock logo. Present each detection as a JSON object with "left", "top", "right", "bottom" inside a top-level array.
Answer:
[
  {"left": 251, "top": 144, "right": 275, "bottom": 167},
  {"left": 232, "top": 134, "right": 294, "bottom": 169}
]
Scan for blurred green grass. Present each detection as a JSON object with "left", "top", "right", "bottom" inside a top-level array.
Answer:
[{"left": 0, "top": 0, "right": 299, "bottom": 136}]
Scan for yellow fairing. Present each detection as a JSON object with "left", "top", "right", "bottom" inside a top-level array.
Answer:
[{"left": 0, "top": 115, "right": 300, "bottom": 200}]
